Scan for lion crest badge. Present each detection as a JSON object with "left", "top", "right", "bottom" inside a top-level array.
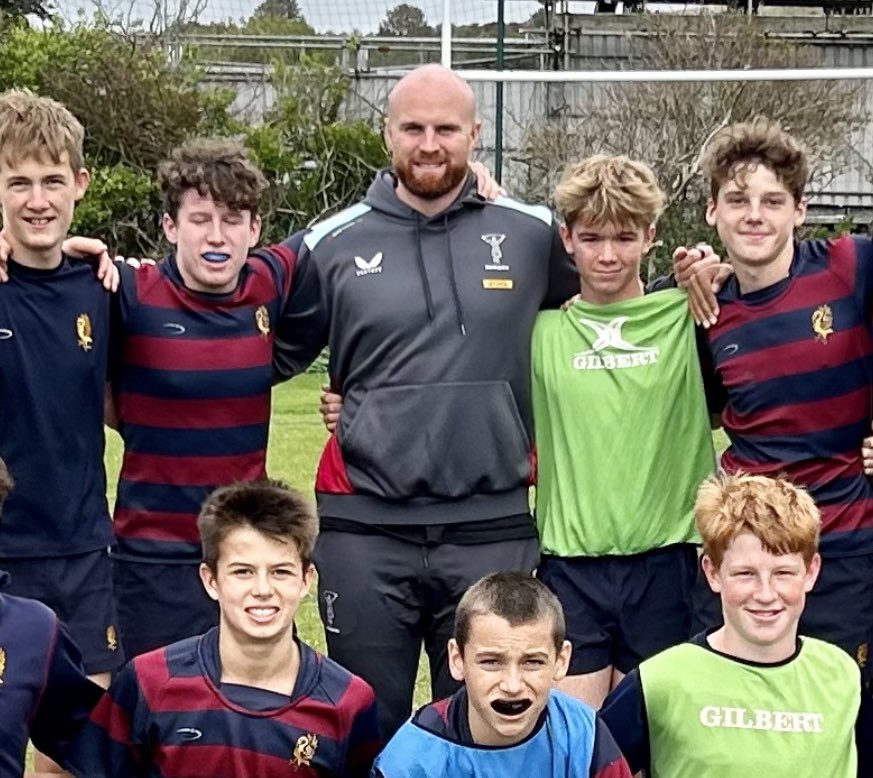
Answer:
[
  {"left": 291, "top": 733, "right": 318, "bottom": 768},
  {"left": 255, "top": 305, "right": 271, "bottom": 339},
  {"left": 76, "top": 314, "right": 93, "bottom": 351},
  {"left": 812, "top": 304, "right": 833, "bottom": 343}
]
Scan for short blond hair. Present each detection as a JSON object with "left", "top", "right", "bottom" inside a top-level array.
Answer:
[
  {"left": 695, "top": 473, "right": 820, "bottom": 568},
  {"left": 702, "top": 117, "right": 809, "bottom": 204},
  {"left": 0, "top": 89, "right": 85, "bottom": 171},
  {"left": 554, "top": 154, "right": 665, "bottom": 231}
]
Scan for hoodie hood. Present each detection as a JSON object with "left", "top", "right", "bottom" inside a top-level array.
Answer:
[{"left": 363, "top": 168, "right": 485, "bottom": 333}]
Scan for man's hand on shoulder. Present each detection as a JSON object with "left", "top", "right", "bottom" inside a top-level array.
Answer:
[{"left": 469, "top": 161, "right": 506, "bottom": 202}]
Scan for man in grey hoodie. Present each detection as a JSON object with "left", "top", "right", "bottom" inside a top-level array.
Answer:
[{"left": 273, "top": 64, "right": 578, "bottom": 738}]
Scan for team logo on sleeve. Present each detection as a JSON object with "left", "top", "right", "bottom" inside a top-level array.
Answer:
[
  {"left": 76, "top": 314, "right": 93, "bottom": 351},
  {"left": 812, "top": 304, "right": 833, "bottom": 343},
  {"left": 0, "top": 647, "right": 6, "bottom": 684},
  {"left": 255, "top": 305, "right": 271, "bottom": 338},
  {"left": 291, "top": 733, "right": 318, "bottom": 767},
  {"left": 106, "top": 625, "right": 118, "bottom": 651},
  {"left": 481, "top": 233, "right": 509, "bottom": 270}
]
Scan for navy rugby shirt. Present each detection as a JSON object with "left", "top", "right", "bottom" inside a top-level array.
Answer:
[
  {"left": 0, "top": 571, "right": 103, "bottom": 773},
  {"left": 0, "top": 257, "right": 112, "bottom": 556}
]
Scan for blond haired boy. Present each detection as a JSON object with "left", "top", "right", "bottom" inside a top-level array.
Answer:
[
  {"left": 0, "top": 90, "right": 121, "bottom": 676},
  {"left": 532, "top": 154, "right": 716, "bottom": 708},
  {"left": 602, "top": 473, "right": 860, "bottom": 777}
]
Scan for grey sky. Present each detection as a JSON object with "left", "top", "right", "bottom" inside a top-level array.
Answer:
[
  {"left": 58, "top": 0, "right": 614, "bottom": 38},
  {"left": 298, "top": 1, "right": 543, "bottom": 33},
  {"left": 60, "top": 0, "right": 550, "bottom": 32}
]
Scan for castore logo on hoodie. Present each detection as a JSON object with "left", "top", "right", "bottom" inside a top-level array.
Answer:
[{"left": 354, "top": 252, "right": 383, "bottom": 276}]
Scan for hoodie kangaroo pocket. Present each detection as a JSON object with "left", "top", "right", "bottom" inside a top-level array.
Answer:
[{"left": 340, "top": 381, "right": 531, "bottom": 501}]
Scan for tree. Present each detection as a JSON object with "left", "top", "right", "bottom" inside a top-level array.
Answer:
[
  {"left": 252, "top": 0, "right": 301, "bottom": 20},
  {"left": 0, "top": 20, "right": 240, "bottom": 255},
  {"left": 378, "top": 3, "right": 432, "bottom": 37},
  {"left": 517, "top": 13, "right": 867, "bottom": 275},
  {"left": 0, "top": 0, "right": 50, "bottom": 20},
  {"left": 247, "top": 58, "right": 387, "bottom": 241}
]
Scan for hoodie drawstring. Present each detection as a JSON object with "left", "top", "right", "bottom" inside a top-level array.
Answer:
[
  {"left": 413, "top": 212, "right": 468, "bottom": 337},
  {"left": 443, "top": 215, "right": 467, "bottom": 336},
  {"left": 414, "top": 215, "right": 435, "bottom": 322}
]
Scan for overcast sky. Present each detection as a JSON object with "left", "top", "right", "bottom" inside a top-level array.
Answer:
[
  {"left": 60, "top": 0, "right": 567, "bottom": 32},
  {"left": 297, "top": 1, "right": 544, "bottom": 33},
  {"left": 55, "top": 0, "right": 611, "bottom": 35}
]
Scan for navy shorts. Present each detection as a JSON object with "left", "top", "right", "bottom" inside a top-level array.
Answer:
[
  {"left": 114, "top": 558, "right": 219, "bottom": 659},
  {"left": 692, "top": 551, "right": 873, "bottom": 683},
  {"left": 538, "top": 544, "right": 697, "bottom": 675},
  {"left": 1, "top": 548, "right": 124, "bottom": 675}
]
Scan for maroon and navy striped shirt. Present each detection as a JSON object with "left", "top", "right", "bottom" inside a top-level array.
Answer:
[
  {"left": 66, "top": 628, "right": 380, "bottom": 777},
  {"left": 110, "top": 245, "right": 299, "bottom": 562},
  {"left": 705, "top": 236, "right": 873, "bottom": 556}
]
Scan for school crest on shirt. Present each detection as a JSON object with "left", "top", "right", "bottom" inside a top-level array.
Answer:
[
  {"left": 0, "top": 647, "right": 6, "bottom": 684},
  {"left": 291, "top": 733, "right": 318, "bottom": 768},
  {"left": 76, "top": 313, "right": 93, "bottom": 351},
  {"left": 858, "top": 642, "right": 869, "bottom": 669},
  {"left": 255, "top": 305, "right": 271, "bottom": 339},
  {"left": 812, "top": 304, "right": 833, "bottom": 343},
  {"left": 106, "top": 625, "right": 118, "bottom": 651}
]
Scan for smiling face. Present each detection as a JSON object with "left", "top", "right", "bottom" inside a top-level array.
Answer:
[
  {"left": 706, "top": 163, "right": 806, "bottom": 288},
  {"left": 560, "top": 219, "right": 652, "bottom": 304},
  {"left": 448, "top": 613, "right": 571, "bottom": 747},
  {"left": 384, "top": 68, "right": 481, "bottom": 215},
  {"left": 0, "top": 152, "right": 89, "bottom": 268},
  {"left": 199, "top": 525, "right": 313, "bottom": 647},
  {"left": 703, "top": 531, "right": 820, "bottom": 662},
  {"left": 163, "top": 189, "right": 261, "bottom": 295}
]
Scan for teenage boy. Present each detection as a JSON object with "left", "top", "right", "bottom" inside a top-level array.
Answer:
[
  {"left": 532, "top": 155, "right": 715, "bottom": 707},
  {"left": 602, "top": 473, "right": 860, "bottom": 777},
  {"left": 0, "top": 457, "right": 103, "bottom": 778},
  {"left": 107, "top": 140, "right": 324, "bottom": 659},
  {"left": 373, "top": 571, "right": 631, "bottom": 777},
  {"left": 0, "top": 88, "right": 121, "bottom": 778},
  {"left": 677, "top": 118, "right": 873, "bottom": 772},
  {"left": 65, "top": 479, "right": 381, "bottom": 777}
]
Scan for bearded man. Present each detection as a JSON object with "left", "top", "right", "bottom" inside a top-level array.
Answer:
[{"left": 271, "top": 64, "right": 577, "bottom": 738}]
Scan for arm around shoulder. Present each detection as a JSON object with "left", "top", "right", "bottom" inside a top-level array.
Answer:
[
  {"left": 29, "top": 620, "right": 104, "bottom": 768},
  {"left": 272, "top": 235, "right": 330, "bottom": 382},
  {"left": 62, "top": 662, "right": 151, "bottom": 778}
]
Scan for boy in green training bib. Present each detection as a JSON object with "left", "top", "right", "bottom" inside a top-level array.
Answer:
[
  {"left": 601, "top": 473, "right": 860, "bottom": 777},
  {"left": 532, "top": 155, "right": 716, "bottom": 708}
]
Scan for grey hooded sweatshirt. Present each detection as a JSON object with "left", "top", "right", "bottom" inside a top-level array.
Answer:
[{"left": 274, "top": 170, "right": 577, "bottom": 527}]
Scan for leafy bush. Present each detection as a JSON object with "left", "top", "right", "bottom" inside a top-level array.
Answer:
[{"left": 0, "top": 21, "right": 385, "bottom": 256}]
